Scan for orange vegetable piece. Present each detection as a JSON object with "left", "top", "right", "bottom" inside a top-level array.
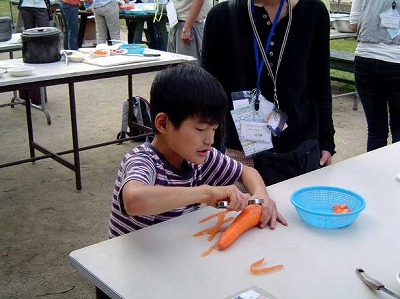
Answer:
[
  {"left": 198, "top": 210, "right": 229, "bottom": 223},
  {"left": 250, "top": 257, "right": 284, "bottom": 275},
  {"left": 201, "top": 242, "right": 218, "bottom": 257},
  {"left": 217, "top": 204, "right": 262, "bottom": 250},
  {"left": 332, "top": 203, "right": 352, "bottom": 214}
]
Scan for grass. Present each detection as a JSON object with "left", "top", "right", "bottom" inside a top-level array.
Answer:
[{"left": 330, "top": 38, "right": 357, "bottom": 92}]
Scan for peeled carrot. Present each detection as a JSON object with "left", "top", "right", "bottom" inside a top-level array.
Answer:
[
  {"left": 217, "top": 204, "right": 262, "bottom": 250},
  {"left": 201, "top": 242, "right": 218, "bottom": 257},
  {"left": 250, "top": 257, "right": 284, "bottom": 275}
]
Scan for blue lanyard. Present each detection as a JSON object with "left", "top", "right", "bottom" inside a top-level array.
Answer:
[{"left": 252, "top": 0, "right": 285, "bottom": 108}]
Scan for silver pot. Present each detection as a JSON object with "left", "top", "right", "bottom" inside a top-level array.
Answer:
[
  {"left": 332, "top": 18, "right": 353, "bottom": 33},
  {"left": 0, "top": 17, "right": 12, "bottom": 42}
]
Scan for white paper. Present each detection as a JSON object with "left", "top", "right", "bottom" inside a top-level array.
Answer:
[{"left": 166, "top": 0, "right": 178, "bottom": 28}]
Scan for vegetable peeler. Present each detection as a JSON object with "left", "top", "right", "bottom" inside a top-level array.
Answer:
[
  {"left": 216, "top": 198, "right": 264, "bottom": 209},
  {"left": 356, "top": 268, "right": 400, "bottom": 299}
]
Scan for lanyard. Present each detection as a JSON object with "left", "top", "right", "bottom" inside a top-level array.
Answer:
[{"left": 248, "top": 0, "right": 292, "bottom": 110}]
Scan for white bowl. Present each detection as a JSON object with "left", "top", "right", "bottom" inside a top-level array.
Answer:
[
  {"left": 0, "top": 68, "right": 6, "bottom": 78},
  {"left": 67, "top": 50, "right": 86, "bottom": 62},
  {"left": 8, "top": 66, "right": 35, "bottom": 77},
  {"left": 0, "top": 61, "right": 24, "bottom": 71},
  {"left": 78, "top": 47, "right": 95, "bottom": 54}
]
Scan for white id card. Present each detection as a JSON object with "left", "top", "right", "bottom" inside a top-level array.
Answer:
[
  {"left": 380, "top": 9, "right": 400, "bottom": 29},
  {"left": 240, "top": 121, "right": 271, "bottom": 142},
  {"left": 166, "top": 0, "right": 178, "bottom": 27}
]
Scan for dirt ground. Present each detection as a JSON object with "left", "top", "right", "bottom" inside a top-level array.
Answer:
[{"left": 0, "top": 39, "right": 369, "bottom": 297}]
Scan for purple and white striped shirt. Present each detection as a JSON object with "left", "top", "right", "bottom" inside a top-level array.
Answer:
[{"left": 109, "top": 143, "right": 242, "bottom": 238}]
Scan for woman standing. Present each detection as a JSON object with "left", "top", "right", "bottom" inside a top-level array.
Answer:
[
  {"left": 60, "top": 0, "right": 80, "bottom": 50},
  {"left": 350, "top": 0, "right": 400, "bottom": 152},
  {"left": 202, "top": 0, "right": 335, "bottom": 186}
]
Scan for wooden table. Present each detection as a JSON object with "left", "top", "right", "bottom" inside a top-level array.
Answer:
[
  {"left": 0, "top": 51, "right": 196, "bottom": 190},
  {"left": 69, "top": 142, "right": 400, "bottom": 298}
]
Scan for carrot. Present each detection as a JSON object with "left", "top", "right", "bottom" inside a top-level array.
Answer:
[
  {"left": 250, "top": 257, "right": 284, "bottom": 275},
  {"left": 217, "top": 204, "right": 262, "bottom": 250},
  {"left": 332, "top": 203, "right": 352, "bottom": 213}
]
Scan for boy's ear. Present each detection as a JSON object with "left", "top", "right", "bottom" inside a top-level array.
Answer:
[{"left": 154, "top": 112, "right": 169, "bottom": 133}]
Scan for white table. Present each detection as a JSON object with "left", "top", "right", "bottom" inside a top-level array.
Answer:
[
  {"left": 69, "top": 142, "right": 400, "bottom": 299},
  {"left": 0, "top": 52, "right": 196, "bottom": 190}
]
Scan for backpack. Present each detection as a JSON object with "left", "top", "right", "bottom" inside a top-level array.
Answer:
[{"left": 117, "top": 96, "right": 152, "bottom": 143}]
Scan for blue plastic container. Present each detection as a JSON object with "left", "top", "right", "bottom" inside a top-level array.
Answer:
[
  {"left": 290, "top": 186, "right": 366, "bottom": 229},
  {"left": 120, "top": 44, "right": 147, "bottom": 55}
]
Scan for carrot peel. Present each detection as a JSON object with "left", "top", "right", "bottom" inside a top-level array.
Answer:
[{"left": 250, "top": 257, "right": 284, "bottom": 275}]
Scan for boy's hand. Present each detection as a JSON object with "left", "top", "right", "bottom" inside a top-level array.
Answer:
[
  {"left": 210, "top": 185, "right": 250, "bottom": 211},
  {"left": 259, "top": 198, "right": 288, "bottom": 229}
]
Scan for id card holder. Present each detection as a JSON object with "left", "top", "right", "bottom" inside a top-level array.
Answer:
[
  {"left": 266, "top": 108, "right": 288, "bottom": 136},
  {"left": 231, "top": 90, "right": 253, "bottom": 110},
  {"left": 380, "top": 9, "right": 400, "bottom": 29}
]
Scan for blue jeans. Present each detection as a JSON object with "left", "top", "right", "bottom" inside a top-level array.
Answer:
[
  {"left": 60, "top": 2, "right": 79, "bottom": 50},
  {"left": 354, "top": 56, "right": 400, "bottom": 151}
]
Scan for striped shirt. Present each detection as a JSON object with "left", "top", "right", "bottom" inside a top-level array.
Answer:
[{"left": 109, "top": 143, "right": 242, "bottom": 238}]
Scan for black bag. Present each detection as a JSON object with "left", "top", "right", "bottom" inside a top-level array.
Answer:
[
  {"left": 253, "top": 139, "right": 321, "bottom": 186},
  {"left": 117, "top": 96, "right": 152, "bottom": 142}
]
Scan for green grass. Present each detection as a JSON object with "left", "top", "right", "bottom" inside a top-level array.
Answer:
[
  {"left": 330, "top": 38, "right": 357, "bottom": 92},
  {"left": 0, "top": 0, "right": 18, "bottom": 20}
]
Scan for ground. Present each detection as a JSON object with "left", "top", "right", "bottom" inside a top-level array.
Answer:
[{"left": 0, "top": 49, "right": 369, "bottom": 298}]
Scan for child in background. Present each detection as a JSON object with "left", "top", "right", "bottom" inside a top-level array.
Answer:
[{"left": 109, "top": 63, "right": 287, "bottom": 238}]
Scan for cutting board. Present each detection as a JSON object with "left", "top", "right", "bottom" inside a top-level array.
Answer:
[{"left": 83, "top": 55, "right": 161, "bottom": 67}]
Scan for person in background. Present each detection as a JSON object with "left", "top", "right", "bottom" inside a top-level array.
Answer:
[
  {"left": 60, "top": 0, "right": 80, "bottom": 50},
  {"left": 18, "top": 0, "right": 50, "bottom": 29},
  {"left": 89, "top": 0, "right": 121, "bottom": 44},
  {"left": 350, "top": 0, "right": 400, "bottom": 152},
  {"left": 108, "top": 63, "right": 287, "bottom": 239},
  {"left": 167, "top": 0, "right": 212, "bottom": 63},
  {"left": 201, "top": 0, "right": 335, "bottom": 187}
]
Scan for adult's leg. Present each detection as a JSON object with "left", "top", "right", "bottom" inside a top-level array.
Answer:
[
  {"left": 20, "top": 8, "right": 36, "bottom": 29},
  {"left": 387, "top": 62, "right": 400, "bottom": 144},
  {"left": 355, "top": 56, "right": 389, "bottom": 151},
  {"left": 33, "top": 7, "right": 50, "bottom": 27},
  {"left": 60, "top": 2, "right": 79, "bottom": 50},
  {"left": 173, "top": 22, "right": 203, "bottom": 62},
  {"left": 103, "top": 1, "right": 120, "bottom": 42},
  {"left": 94, "top": 6, "right": 108, "bottom": 44}
]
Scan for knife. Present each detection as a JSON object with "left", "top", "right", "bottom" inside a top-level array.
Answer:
[
  {"left": 356, "top": 268, "right": 400, "bottom": 299},
  {"left": 216, "top": 198, "right": 264, "bottom": 209}
]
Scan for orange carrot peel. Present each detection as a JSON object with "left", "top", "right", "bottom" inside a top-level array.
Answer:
[{"left": 250, "top": 257, "right": 284, "bottom": 275}]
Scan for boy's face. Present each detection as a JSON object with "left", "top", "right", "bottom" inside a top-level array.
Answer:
[{"left": 163, "top": 116, "right": 218, "bottom": 167}]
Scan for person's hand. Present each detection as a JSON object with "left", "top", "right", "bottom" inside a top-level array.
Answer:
[
  {"left": 320, "top": 150, "right": 332, "bottom": 167},
  {"left": 181, "top": 27, "right": 193, "bottom": 44},
  {"left": 208, "top": 185, "right": 250, "bottom": 211},
  {"left": 259, "top": 198, "right": 288, "bottom": 229}
]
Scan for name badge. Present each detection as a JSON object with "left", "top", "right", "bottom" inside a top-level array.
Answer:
[
  {"left": 380, "top": 9, "right": 400, "bottom": 29},
  {"left": 240, "top": 121, "right": 271, "bottom": 142}
]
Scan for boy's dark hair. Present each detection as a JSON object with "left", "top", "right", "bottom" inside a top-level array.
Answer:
[{"left": 150, "top": 63, "right": 228, "bottom": 134}]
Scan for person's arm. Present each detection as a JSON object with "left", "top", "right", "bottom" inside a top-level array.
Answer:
[
  {"left": 349, "top": 0, "right": 362, "bottom": 32},
  {"left": 181, "top": 0, "right": 205, "bottom": 43},
  {"left": 239, "top": 165, "right": 288, "bottom": 229},
  {"left": 122, "top": 181, "right": 249, "bottom": 215}
]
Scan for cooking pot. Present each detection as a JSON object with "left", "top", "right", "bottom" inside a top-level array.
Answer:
[
  {"left": 22, "top": 27, "right": 61, "bottom": 63},
  {"left": 0, "top": 17, "right": 12, "bottom": 42}
]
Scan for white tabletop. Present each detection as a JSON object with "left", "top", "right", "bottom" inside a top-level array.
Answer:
[
  {"left": 0, "top": 33, "right": 22, "bottom": 53},
  {"left": 69, "top": 143, "right": 400, "bottom": 299},
  {"left": 0, "top": 50, "right": 196, "bottom": 89}
]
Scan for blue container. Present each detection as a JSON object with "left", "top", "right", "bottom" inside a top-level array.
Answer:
[
  {"left": 120, "top": 44, "right": 147, "bottom": 55},
  {"left": 290, "top": 186, "right": 366, "bottom": 229}
]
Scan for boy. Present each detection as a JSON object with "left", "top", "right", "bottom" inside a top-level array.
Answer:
[{"left": 109, "top": 64, "right": 287, "bottom": 238}]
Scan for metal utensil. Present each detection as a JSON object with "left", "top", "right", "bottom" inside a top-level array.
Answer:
[
  {"left": 216, "top": 198, "right": 264, "bottom": 209},
  {"left": 356, "top": 268, "right": 400, "bottom": 299}
]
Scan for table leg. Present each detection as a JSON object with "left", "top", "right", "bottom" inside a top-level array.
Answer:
[
  {"left": 68, "top": 82, "right": 82, "bottom": 191},
  {"left": 23, "top": 89, "right": 35, "bottom": 160},
  {"left": 78, "top": 14, "right": 87, "bottom": 48}
]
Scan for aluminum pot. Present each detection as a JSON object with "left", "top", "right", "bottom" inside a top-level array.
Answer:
[
  {"left": 0, "top": 17, "right": 12, "bottom": 42},
  {"left": 22, "top": 27, "right": 61, "bottom": 63}
]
